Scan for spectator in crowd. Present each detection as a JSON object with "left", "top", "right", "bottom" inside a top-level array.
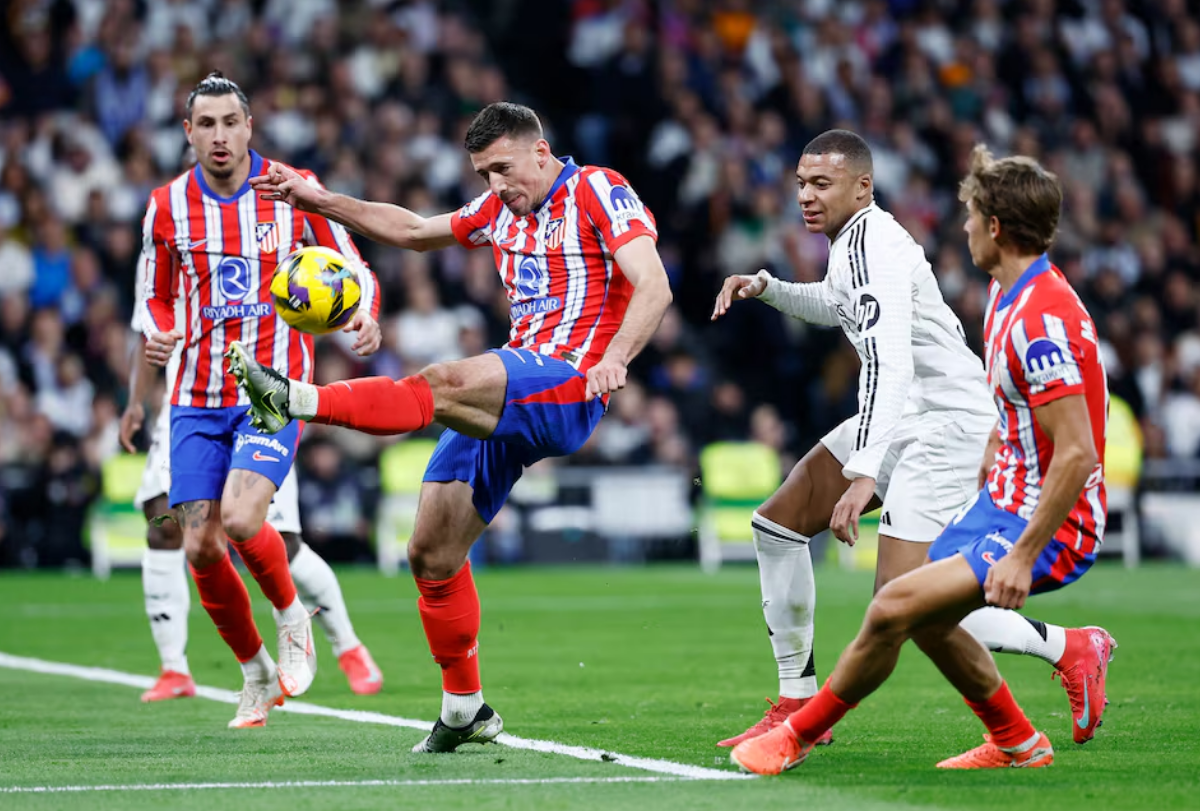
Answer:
[{"left": 2, "top": 0, "right": 1199, "bottom": 566}]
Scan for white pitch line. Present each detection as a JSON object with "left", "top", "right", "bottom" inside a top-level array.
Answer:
[
  {"left": 0, "top": 776, "right": 689, "bottom": 794},
  {"left": 0, "top": 652, "right": 750, "bottom": 783}
]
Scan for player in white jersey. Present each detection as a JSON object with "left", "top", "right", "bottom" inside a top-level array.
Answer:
[
  {"left": 119, "top": 228, "right": 383, "bottom": 701},
  {"left": 710, "top": 130, "right": 1112, "bottom": 747}
]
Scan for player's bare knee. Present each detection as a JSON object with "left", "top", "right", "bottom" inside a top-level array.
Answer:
[
  {"left": 759, "top": 483, "right": 823, "bottom": 538},
  {"left": 146, "top": 517, "right": 183, "bottom": 550},
  {"left": 420, "top": 361, "right": 463, "bottom": 403},
  {"left": 863, "top": 588, "right": 916, "bottom": 642},
  {"left": 184, "top": 531, "right": 226, "bottom": 569},
  {"left": 220, "top": 502, "right": 262, "bottom": 543},
  {"left": 407, "top": 534, "right": 460, "bottom": 580}
]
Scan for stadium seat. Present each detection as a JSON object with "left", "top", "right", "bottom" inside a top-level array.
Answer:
[
  {"left": 697, "top": 441, "right": 782, "bottom": 572},
  {"left": 1102, "top": 395, "right": 1143, "bottom": 567},
  {"left": 374, "top": 437, "right": 439, "bottom": 575},
  {"left": 87, "top": 453, "right": 149, "bottom": 580}
]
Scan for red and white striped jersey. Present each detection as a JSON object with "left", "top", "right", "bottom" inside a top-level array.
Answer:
[
  {"left": 450, "top": 157, "right": 657, "bottom": 372},
  {"left": 983, "top": 255, "right": 1108, "bottom": 553},
  {"left": 136, "top": 151, "right": 379, "bottom": 408}
]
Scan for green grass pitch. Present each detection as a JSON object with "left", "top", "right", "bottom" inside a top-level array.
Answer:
[{"left": 1, "top": 562, "right": 1197, "bottom": 810}]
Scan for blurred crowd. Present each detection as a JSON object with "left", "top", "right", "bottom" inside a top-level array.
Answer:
[{"left": 1, "top": 0, "right": 1198, "bottom": 567}]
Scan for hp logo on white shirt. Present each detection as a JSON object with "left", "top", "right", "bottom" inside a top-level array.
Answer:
[{"left": 856, "top": 293, "right": 880, "bottom": 332}]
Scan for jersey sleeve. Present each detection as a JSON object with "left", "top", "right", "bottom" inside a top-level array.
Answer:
[
  {"left": 578, "top": 168, "right": 657, "bottom": 253},
  {"left": 1012, "top": 307, "right": 1089, "bottom": 408},
  {"left": 137, "top": 192, "right": 178, "bottom": 340},
  {"left": 450, "top": 190, "right": 502, "bottom": 250},
  {"left": 298, "top": 170, "right": 382, "bottom": 321},
  {"left": 756, "top": 270, "right": 840, "bottom": 326},
  {"left": 842, "top": 226, "right": 917, "bottom": 482}
]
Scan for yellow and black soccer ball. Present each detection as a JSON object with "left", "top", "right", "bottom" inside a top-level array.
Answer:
[{"left": 270, "top": 246, "right": 361, "bottom": 335}]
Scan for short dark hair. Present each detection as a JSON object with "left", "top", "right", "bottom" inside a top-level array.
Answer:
[
  {"left": 958, "top": 144, "right": 1062, "bottom": 255},
  {"left": 803, "top": 129, "right": 873, "bottom": 176},
  {"left": 186, "top": 71, "right": 250, "bottom": 121},
  {"left": 463, "top": 102, "right": 543, "bottom": 153}
]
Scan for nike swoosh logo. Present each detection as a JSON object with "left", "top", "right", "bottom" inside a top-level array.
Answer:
[
  {"left": 1077, "top": 681, "right": 1090, "bottom": 729},
  {"left": 188, "top": 238, "right": 207, "bottom": 250},
  {"left": 252, "top": 451, "right": 280, "bottom": 462}
]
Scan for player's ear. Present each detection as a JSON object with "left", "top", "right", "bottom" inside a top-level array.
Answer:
[
  {"left": 857, "top": 173, "right": 872, "bottom": 200},
  {"left": 535, "top": 138, "right": 550, "bottom": 167},
  {"left": 989, "top": 215, "right": 1001, "bottom": 241},
  {"left": 183, "top": 119, "right": 193, "bottom": 144}
]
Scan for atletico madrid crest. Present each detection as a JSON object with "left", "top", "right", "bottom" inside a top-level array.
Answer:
[
  {"left": 544, "top": 217, "right": 565, "bottom": 251},
  {"left": 256, "top": 222, "right": 278, "bottom": 253}
]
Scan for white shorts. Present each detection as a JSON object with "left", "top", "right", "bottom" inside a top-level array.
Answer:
[
  {"left": 821, "top": 411, "right": 995, "bottom": 543},
  {"left": 133, "top": 405, "right": 302, "bottom": 534}
]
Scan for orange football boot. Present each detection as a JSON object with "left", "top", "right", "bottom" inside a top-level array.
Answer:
[
  {"left": 140, "top": 670, "right": 197, "bottom": 702},
  {"left": 338, "top": 645, "right": 384, "bottom": 695},
  {"left": 1053, "top": 626, "right": 1117, "bottom": 743},
  {"left": 718, "top": 697, "right": 834, "bottom": 747},
  {"left": 936, "top": 732, "right": 1054, "bottom": 769},
  {"left": 729, "top": 722, "right": 822, "bottom": 775}
]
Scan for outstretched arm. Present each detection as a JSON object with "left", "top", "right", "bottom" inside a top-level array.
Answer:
[
  {"left": 586, "top": 235, "right": 673, "bottom": 401},
  {"left": 712, "top": 270, "right": 840, "bottom": 326},
  {"left": 252, "top": 163, "right": 459, "bottom": 252}
]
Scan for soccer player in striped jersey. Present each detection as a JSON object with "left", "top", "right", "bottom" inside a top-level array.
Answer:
[
  {"left": 711, "top": 130, "right": 1112, "bottom": 749},
  {"left": 231, "top": 101, "right": 673, "bottom": 752},
  {"left": 731, "top": 146, "right": 1110, "bottom": 774},
  {"left": 120, "top": 259, "right": 383, "bottom": 701},
  {"left": 137, "top": 73, "right": 383, "bottom": 727}
]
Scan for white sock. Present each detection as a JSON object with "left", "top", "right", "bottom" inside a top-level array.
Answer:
[
  {"left": 290, "top": 542, "right": 361, "bottom": 656},
  {"left": 240, "top": 644, "right": 276, "bottom": 682},
  {"left": 442, "top": 690, "right": 484, "bottom": 728},
  {"left": 752, "top": 512, "right": 818, "bottom": 700},
  {"left": 960, "top": 607, "right": 1067, "bottom": 666},
  {"left": 274, "top": 594, "right": 310, "bottom": 627},
  {"left": 142, "top": 548, "right": 190, "bottom": 675},
  {"left": 289, "top": 380, "right": 318, "bottom": 419}
]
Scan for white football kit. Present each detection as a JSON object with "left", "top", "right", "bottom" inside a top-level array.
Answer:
[
  {"left": 758, "top": 203, "right": 997, "bottom": 542},
  {"left": 131, "top": 262, "right": 301, "bottom": 532}
]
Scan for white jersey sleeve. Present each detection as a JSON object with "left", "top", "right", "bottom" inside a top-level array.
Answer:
[
  {"left": 755, "top": 270, "right": 840, "bottom": 326},
  {"left": 839, "top": 217, "right": 917, "bottom": 481}
]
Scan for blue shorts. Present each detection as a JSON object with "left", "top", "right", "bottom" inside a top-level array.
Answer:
[
  {"left": 423, "top": 348, "right": 604, "bottom": 523},
  {"left": 168, "top": 405, "right": 301, "bottom": 507},
  {"left": 928, "top": 491, "right": 1095, "bottom": 595}
]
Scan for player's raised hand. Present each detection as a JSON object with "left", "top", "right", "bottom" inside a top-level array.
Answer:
[
  {"left": 711, "top": 272, "right": 768, "bottom": 320},
  {"left": 830, "top": 476, "right": 876, "bottom": 546},
  {"left": 146, "top": 330, "right": 182, "bottom": 367},
  {"left": 118, "top": 402, "right": 144, "bottom": 454},
  {"left": 251, "top": 163, "right": 322, "bottom": 212},
  {"left": 585, "top": 356, "right": 627, "bottom": 401},
  {"left": 344, "top": 311, "right": 382, "bottom": 356},
  {"left": 983, "top": 553, "right": 1033, "bottom": 610}
]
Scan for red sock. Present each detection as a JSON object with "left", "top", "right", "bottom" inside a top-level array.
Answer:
[
  {"left": 231, "top": 522, "right": 297, "bottom": 611},
  {"left": 786, "top": 681, "right": 857, "bottom": 742},
  {"left": 964, "top": 681, "right": 1037, "bottom": 748},
  {"left": 313, "top": 375, "right": 434, "bottom": 436},
  {"left": 190, "top": 551, "right": 262, "bottom": 663},
  {"left": 415, "top": 561, "right": 481, "bottom": 694}
]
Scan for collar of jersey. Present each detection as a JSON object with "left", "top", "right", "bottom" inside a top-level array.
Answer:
[
  {"left": 832, "top": 203, "right": 875, "bottom": 244},
  {"left": 997, "top": 253, "right": 1051, "bottom": 309},
  {"left": 193, "top": 150, "right": 264, "bottom": 204},
  {"left": 532, "top": 156, "right": 580, "bottom": 214}
]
